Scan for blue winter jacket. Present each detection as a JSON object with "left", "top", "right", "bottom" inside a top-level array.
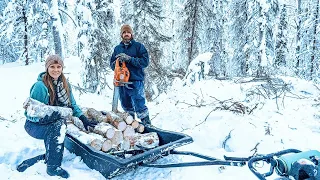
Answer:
[
  {"left": 25, "top": 72, "right": 83, "bottom": 122},
  {"left": 110, "top": 40, "right": 149, "bottom": 81}
]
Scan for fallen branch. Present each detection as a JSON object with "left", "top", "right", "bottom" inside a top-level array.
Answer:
[{"left": 222, "top": 130, "right": 233, "bottom": 150}]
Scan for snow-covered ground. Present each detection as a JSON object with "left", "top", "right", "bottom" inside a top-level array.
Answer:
[{"left": 1, "top": 55, "right": 320, "bottom": 180}]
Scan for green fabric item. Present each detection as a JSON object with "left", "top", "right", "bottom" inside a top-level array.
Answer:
[{"left": 25, "top": 72, "right": 83, "bottom": 122}]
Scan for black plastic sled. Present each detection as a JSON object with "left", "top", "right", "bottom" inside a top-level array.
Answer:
[{"left": 64, "top": 126, "right": 194, "bottom": 178}]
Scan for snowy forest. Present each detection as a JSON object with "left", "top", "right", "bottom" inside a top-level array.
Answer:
[{"left": 0, "top": 0, "right": 319, "bottom": 100}]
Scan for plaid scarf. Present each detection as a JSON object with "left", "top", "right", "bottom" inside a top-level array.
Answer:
[{"left": 53, "top": 79, "right": 69, "bottom": 107}]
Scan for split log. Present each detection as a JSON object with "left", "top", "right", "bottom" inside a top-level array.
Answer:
[
  {"left": 117, "top": 112, "right": 134, "bottom": 125},
  {"left": 130, "top": 132, "right": 159, "bottom": 149},
  {"left": 93, "top": 122, "right": 115, "bottom": 139},
  {"left": 105, "top": 111, "right": 127, "bottom": 131},
  {"left": 23, "top": 97, "right": 72, "bottom": 119},
  {"left": 101, "top": 140, "right": 113, "bottom": 152},
  {"left": 110, "top": 129, "right": 124, "bottom": 146},
  {"left": 123, "top": 125, "right": 135, "bottom": 138},
  {"left": 86, "top": 108, "right": 106, "bottom": 122}
]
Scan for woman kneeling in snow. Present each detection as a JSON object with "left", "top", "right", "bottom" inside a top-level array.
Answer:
[{"left": 20, "top": 55, "right": 97, "bottom": 178}]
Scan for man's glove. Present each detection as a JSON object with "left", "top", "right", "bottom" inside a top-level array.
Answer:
[
  {"left": 38, "top": 111, "right": 62, "bottom": 125},
  {"left": 79, "top": 115, "right": 98, "bottom": 131},
  {"left": 115, "top": 53, "right": 131, "bottom": 63}
]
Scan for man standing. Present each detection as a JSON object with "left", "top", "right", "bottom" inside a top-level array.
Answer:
[{"left": 110, "top": 24, "right": 151, "bottom": 125}]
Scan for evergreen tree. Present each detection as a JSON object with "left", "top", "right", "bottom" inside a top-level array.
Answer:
[{"left": 275, "top": 4, "right": 288, "bottom": 67}]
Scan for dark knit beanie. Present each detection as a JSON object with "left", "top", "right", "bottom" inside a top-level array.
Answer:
[
  {"left": 45, "top": 55, "right": 64, "bottom": 71},
  {"left": 120, "top": 24, "right": 133, "bottom": 36}
]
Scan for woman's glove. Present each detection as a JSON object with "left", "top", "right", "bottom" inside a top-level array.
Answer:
[
  {"left": 79, "top": 115, "right": 98, "bottom": 131},
  {"left": 38, "top": 111, "right": 62, "bottom": 125}
]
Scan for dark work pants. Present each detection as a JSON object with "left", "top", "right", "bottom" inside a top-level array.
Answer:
[
  {"left": 119, "top": 81, "right": 149, "bottom": 119},
  {"left": 24, "top": 119, "right": 66, "bottom": 168}
]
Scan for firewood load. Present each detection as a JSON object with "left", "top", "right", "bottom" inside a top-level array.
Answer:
[
  {"left": 67, "top": 107, "right": 159, "bottom": 156},
  {"left": 23, "top": 99, "right": 159, "bottom": 157}
]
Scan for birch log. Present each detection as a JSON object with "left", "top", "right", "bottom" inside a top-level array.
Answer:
[
  {"left": 23, "top": 97, "right": 72, "bottom": 118},
  {"left": 117, "top": 112, "right": 134, "bottom": 125},
  {"left": 130, "top": 132, "right": 159, "bottom": 149},
  {"left": 135, "top": 124, "right": 145, "bottom": 133},
  {"left": 131, "top": 120, "right": 145, "bottom": 133},
  {"left": 71, "top": 116, "right": 86, "bottom": 131},
  {"left": 67, "top": 124, "right": 106, "bottom": 151},
  {"left": 101, "top": 140, "right": 113, "bottom": 152},
  {"left": 105, "top": 111, "right": 127, "bottom": 131},
  {"left": 93, "top": 122, "right": 115, "bottom": 139},
  {"left": 111, "top": 129, "right": 124, "bottom": 146},
  {"left": 87, "top": 108, "right": 106, "bottom": 122},
  {"left": 123, "top": 125, "right": 135, "bottom": 138}
]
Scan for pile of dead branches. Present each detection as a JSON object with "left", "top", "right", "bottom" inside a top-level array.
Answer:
[{"left": 243, "top": 77, "right": 306, "bottom": 110}]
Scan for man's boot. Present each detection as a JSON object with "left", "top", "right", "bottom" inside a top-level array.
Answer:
[
  {"left": 141, "top": 116, "right": 151, "bottom": 125},
  {"left": 47, "top": 166, "right": 70, "bottom": 178}
]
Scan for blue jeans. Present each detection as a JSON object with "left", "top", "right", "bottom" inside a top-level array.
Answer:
[
  {"left": 119, "top": 81, "right": 149, "bottom": 119},
  {"left": 24, "top": 119, "right": 66, "bottom": 168}
]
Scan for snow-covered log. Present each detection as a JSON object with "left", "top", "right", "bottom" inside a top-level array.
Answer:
[
  {"left": 86, "top": 108, "right": 106, "bottom": 122},
  {"left": 23, "top": 97, "right": 72, "bottom": 118},
  {"left": 130, "top": 132, "right": 159, "bottom": 149}
]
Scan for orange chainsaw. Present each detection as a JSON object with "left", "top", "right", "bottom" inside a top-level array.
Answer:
[{"left": 112, "top": 58, "right": 132, "bottom": 112}]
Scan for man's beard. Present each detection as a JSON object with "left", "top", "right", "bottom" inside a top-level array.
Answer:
[{"left": 122, "top": 35, "right": 131, "bottom": 43}]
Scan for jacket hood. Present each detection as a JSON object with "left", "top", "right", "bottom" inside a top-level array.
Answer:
[{"left": 37, "top": 72, "right": 46, "bottom": 81}]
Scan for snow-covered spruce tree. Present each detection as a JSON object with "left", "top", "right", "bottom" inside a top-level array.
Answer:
[
  {"left": 75, "top": 0, "right": 115, "bottom": 93},
  {"left": 295, "top": 0, "right": 317, "bottom": 79},
  {"left": 275, "top": 4, "right": 288, "bottom": 67},
  {"left": 90, "top": 0, "right": 116, "bottom": 93},
  {"left": 228, "top": 0, "right": 250, "bottom": 76},
  {"left": 239, "top": 0, "right": 261, "bottom": 76},
  {"left": 181, "top": 0, "right": 204, "bottom": 69},
  {"left": 75, "top": 0, "right": 96, "bottom": 92},
  {"left": 309, "top": 0, "right": 319, "bottom": 80},
  {"left": 0, "top": 0, "right": 30, "bottom": 64},
  {"left": 208, "top": 0, "right": 228, "bottom": 78},
  {"left": 246, "top": 0, "right": 279, "bottom": 77},
  {"left": 121, "top": 0, "right": 171, "bottom": 100},
  {"left": 27, "top": 1, "right": 52, "bottom": 62},
  {"left": 44, "top": 0, "right": 63, "bottom": 57}
]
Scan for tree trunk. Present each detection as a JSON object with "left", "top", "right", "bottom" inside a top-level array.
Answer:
[
  {"left": 310, "top": 0, "right": 319, "bottom": 79},
  {"left": 22, "top": 6, "right": 29, "bottom": 65},
  {"left": 46, "top": 0, "right": 63, "bottom": 57},
  {"left": 295, "top": 0, "right": 302, "bottom": 71}
]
